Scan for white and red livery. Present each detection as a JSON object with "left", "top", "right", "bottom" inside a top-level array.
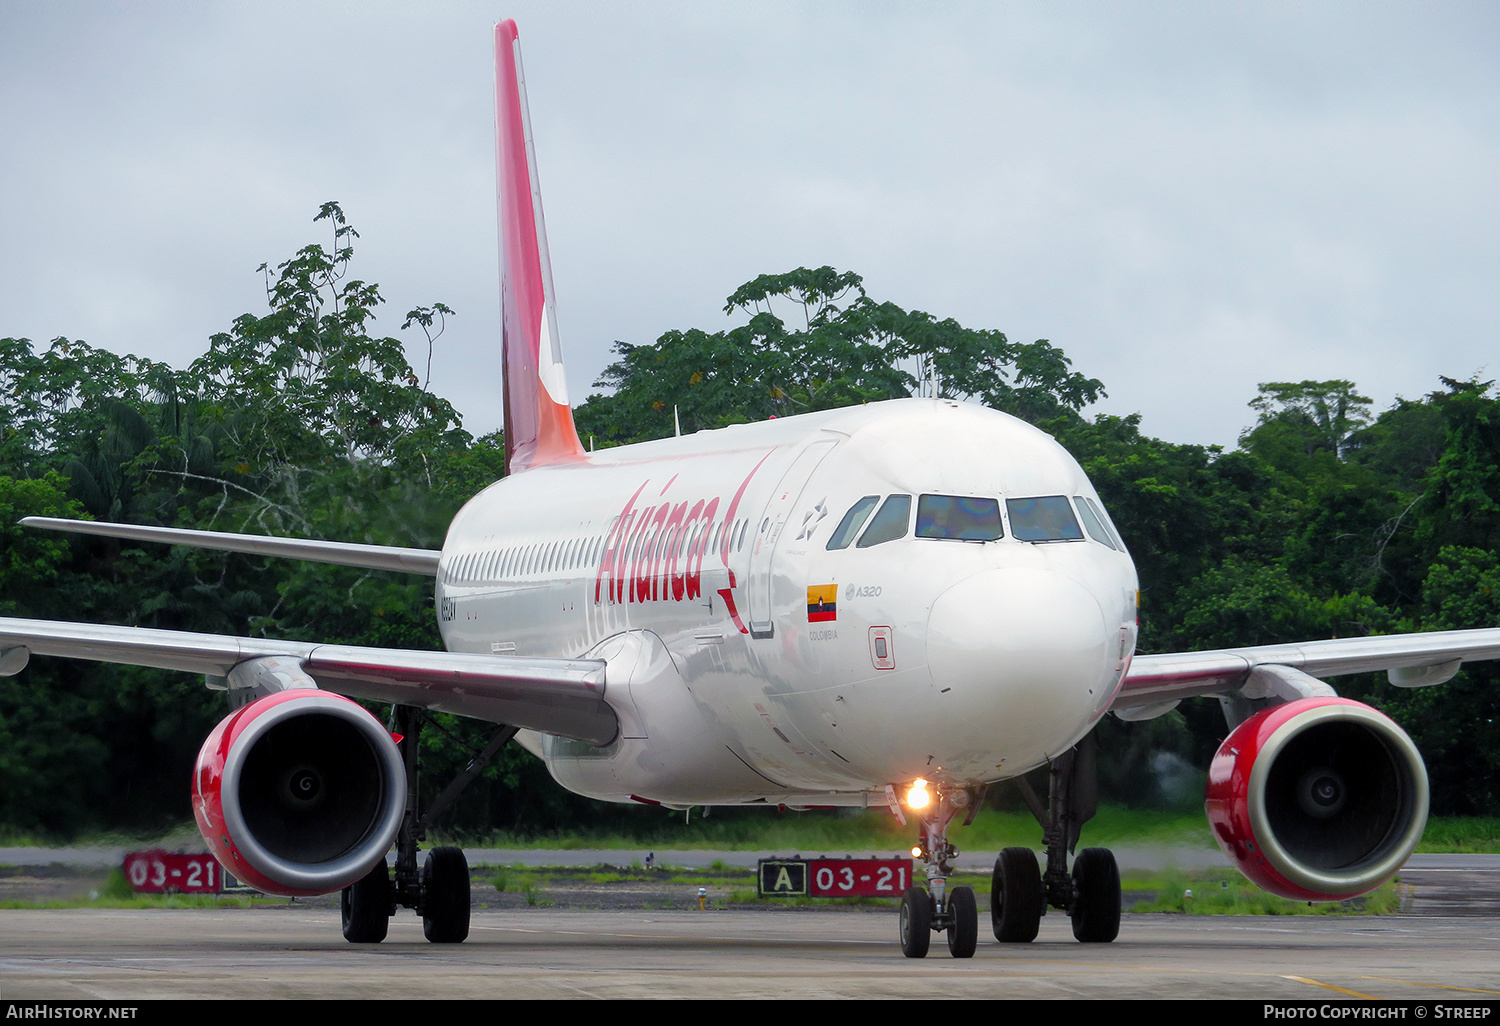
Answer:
[{"left": 3, "top": 20, "right": 1496, "bottom": 955}]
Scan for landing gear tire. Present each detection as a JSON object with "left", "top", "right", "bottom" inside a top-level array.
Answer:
[
  {"left": 1070, "top": 847, "right": 1120, "bottom": 943},
  {"left": 991, "top": 846, "right": 1044, "bottom": 942},
  {"left": 421, "top": 846, "right": 470, "bottom": 944},
  {"left": 341, "top": 862, "right": 391, "bottom": 944},
  {"left": 899, "top": 887, "right": 932, "bottom": 958},
  {"left": 946, "top": 885, "right": 978, "bottom": 958}
]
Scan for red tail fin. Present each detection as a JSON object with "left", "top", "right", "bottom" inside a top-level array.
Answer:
[{"left": 494, "top": 20, "right": 586, "bottom": 475}]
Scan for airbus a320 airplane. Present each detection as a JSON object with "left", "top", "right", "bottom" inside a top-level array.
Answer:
[{"left": 4, "top": 20, "right": 1499, "bottom": 957}]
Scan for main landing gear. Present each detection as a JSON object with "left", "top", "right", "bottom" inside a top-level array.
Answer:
[
  {"left": 996, "top": 733, "right": 1121, "bottom": 944},
  {"left": 898, "top": 781, "right": 980, "bottom": 958},
  {"left": 341, "top": 705, "right": 518, "bottom": 944}
]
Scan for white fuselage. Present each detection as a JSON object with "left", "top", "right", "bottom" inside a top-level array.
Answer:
[{"left": 435, "top": 399, "right": 1139, "bottom": 808}]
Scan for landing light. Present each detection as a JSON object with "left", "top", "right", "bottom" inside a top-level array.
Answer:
[{"left": 904, "top": 778, "right": 932, "bottom": 811}]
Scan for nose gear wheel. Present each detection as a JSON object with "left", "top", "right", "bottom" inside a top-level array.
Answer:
[
  {"left": 899, "top": 887, "right": 932, "bottom": 958},
  {"left": 896, "top": 785, "right": 980, "bottom": 958}
]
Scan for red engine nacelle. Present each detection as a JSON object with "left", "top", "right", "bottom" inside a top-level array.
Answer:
[
  {"left": 192, "top": 689, "right": 406, "bottom": 897},
  {"left": 1205, "top": 696, "right": 1428, "bottom": 901}
]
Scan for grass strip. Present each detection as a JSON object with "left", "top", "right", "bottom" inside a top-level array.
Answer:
[{"left": 2, "top": 810, "right": 1495, "bottom": 855}]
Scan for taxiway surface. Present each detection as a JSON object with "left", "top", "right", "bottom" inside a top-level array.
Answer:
[{"left": 2, "top": 907, "right": 1498, "bottom": 1000}]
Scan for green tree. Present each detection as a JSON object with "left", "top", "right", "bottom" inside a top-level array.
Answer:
[
  {"left": 189, "top": 203, "right": 466, "bottom": 481},
  {"left": 576, "top": 266, "right": 1104, "bottom": 445},
  {"left": 0, "top": 336, "right": 184, "bottom": 479},
  {"left": 1412, "top": 379, "right": 1500, "bottom": 556},
  {"left": 0, "top": 204, "right": 498, "bottom": 835},
  {"left": 1246, "top": 380, "right": 1373, "bottom": 461},
  {"left": 1371, "top": 547, "right": 1500, "bottom": 814},
  {"left": 1052, "top": 414, "right": 1284, "bottom": 643}
]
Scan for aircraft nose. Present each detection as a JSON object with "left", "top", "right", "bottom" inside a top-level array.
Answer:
[{"left": 926, "top": 567, "right": 1116, "bottom": 769}]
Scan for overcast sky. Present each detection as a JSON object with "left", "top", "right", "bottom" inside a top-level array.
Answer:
[{"left": 3, "top": 1, "right": 1496, "bottom": 450}]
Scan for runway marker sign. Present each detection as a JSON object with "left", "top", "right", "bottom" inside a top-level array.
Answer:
[{"left": 758, "top": 857, "right": 913, "bottom": 898}]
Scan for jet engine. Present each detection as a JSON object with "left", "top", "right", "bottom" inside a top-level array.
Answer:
[
  {"left": 1204, "top": 696, "right": 1428, "bottom": 901},
  {"left": 192, "top": 689, "right": 406, "bottom": 896}
]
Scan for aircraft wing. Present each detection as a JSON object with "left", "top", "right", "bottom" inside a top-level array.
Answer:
[
  {"left": 0, "top": 617, "right": 615, "bottom": 745},
  {"left": 19, "top": 517, "right": 441, "bottom": 576},
  {"left": 1115, "top": 627, "right": 1500, "bottom": 715}
]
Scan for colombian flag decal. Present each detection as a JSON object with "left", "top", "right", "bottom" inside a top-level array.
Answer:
[{"left": 807, "top": 584, "right": 838, "bottom": 623}]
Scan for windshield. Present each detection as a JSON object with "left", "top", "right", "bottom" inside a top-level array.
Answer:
[
  {"left": 916, "top": 494, "right": 1003, "bottom": 541},
  {"left": 1005, "top": 496, "right": 1083, "bottom": 542}
]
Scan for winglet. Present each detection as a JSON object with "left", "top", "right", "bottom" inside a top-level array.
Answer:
[{"left": 494, "top": 20, "right": 586, "bottom": 475}]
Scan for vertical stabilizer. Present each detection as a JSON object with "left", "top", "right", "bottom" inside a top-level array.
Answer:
[{"left": 495, "top": 20, "right": 586, "bottom": 475}]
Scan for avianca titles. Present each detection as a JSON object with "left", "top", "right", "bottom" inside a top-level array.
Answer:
[{"left": 3, "top": 19, "right": 1499, "bottom": 957}]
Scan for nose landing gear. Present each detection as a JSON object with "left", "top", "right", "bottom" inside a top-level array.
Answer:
[{"left": 898, "top": 784, "right": 980, "bottom": 958}]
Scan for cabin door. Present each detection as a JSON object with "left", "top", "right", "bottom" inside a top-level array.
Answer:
[{"left": 746, "top": 439, "right": 835, "bottom": 638}]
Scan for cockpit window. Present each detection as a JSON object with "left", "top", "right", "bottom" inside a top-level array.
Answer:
[
  {"left": 1005, "top": 496, "right": 1084, "bottom": 542},
  {"left": 916, "top": 494, "right": 1003, "bottom": 541},
  {"left": 856, "top": 494, "right": 912, "bottom": 548},
  {"left": 1072, "top": 495, "right": 1118, "bottom": 550},
  {"left": 826, "top": 495, "right": 880, "bottom": 550},
  {"left": 1083, "top": 496, "right": 1128, "bottom": 552}
]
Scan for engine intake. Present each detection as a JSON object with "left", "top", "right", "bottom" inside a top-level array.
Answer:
[
  {"left": 192, "top": 690, "right": 405, "bottom": 896},
  {"left": 1205, "top": 696, "right": 1428, "bottom": 901}
]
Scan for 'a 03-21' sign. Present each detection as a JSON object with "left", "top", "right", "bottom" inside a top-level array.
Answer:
[
  {"left": 122, "top": 850, "right": 227, "bottom": 893},
  {"left": 758, "top": 857, "right": 913, "bottom": 898}
]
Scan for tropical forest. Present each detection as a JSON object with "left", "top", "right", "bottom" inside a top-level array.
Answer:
[{"left": 2, "top": 205, "right": 1497, "bottom": 839}]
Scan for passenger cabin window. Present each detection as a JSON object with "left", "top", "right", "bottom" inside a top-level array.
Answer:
[
  {"left": 826, "top": 496, "right": 880, "bottom": 550},
  {"left": 856, "top": 494, "right": 912, "bottom": 548},
  {"left": 916, "top": 495, "right": 1003, "bottom": 541},
  {"left": 1072, "top": 496, "right": 1117, "bottom": 550},
  {"left": 1006, "top": 496, "right": 1084, "bottom": 542}
]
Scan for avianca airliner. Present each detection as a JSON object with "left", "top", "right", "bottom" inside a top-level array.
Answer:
[{"left": 4, "top": 20, "right": 1500, "bottom": 957}]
